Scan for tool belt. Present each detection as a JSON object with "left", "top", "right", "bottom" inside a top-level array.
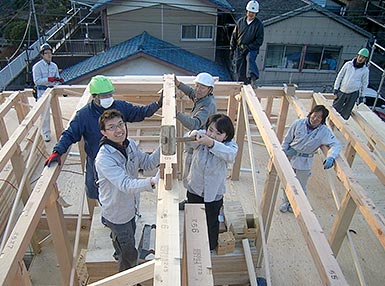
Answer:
[
  {"left": 296, "top": 152, "right": 314, "bottom": 158},
  {"left": 36, "top": 85, "right": 54, "bottom": 91}
]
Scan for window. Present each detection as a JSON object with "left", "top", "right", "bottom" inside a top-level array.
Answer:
[
  {"left": 265, "top": 44, "right": 340, "bottom": 71},
  {"left": 181, "top": 25, "right": 213, "bottom": 41}
]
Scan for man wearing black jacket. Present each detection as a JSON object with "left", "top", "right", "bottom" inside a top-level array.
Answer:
[{"left": 230, "top": 1, "right": 264, "bottom": 87}]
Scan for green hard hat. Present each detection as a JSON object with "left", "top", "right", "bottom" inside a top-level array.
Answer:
[
  {"left": 89, "top": 75, "right": 115, "bottom": 95},
  {"left": 357, "top": 48, "right": 369, "bottom": 58}
]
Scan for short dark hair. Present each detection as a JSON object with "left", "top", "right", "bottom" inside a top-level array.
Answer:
[
  {"left": 99, "top": 109, "right": 123, "bottom": 130},
  {"left": 308, "top": 105, "right": 329, "bottom": 124},
  {"left": 205, "top": 114, "right": 235, "bottom": 142}
]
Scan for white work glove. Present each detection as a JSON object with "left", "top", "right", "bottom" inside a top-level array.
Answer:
[
  {"left": 150, "top": 169, "right": 160, "bottom": 187},
  {"left": 190, "top": 130, "right": 198, "bottom": 138}
]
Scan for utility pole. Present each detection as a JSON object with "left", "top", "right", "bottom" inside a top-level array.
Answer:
[{"left": 31, "top": 0, "right": 41, "bottom": 43}]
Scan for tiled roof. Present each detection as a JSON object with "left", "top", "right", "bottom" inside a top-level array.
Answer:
[
  {"left": 226, "top": 0, "right": 308, "bottom": 21},
  {"left": 83, "top": 0, "right": 233, "bottom": 11},
  {"left": 61, "top": 32, "right": 231, "bottom": 83}
]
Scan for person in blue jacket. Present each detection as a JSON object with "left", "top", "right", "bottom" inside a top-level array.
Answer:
[{"left": 44, "top": 75, "right": 162, "bottom": 201}]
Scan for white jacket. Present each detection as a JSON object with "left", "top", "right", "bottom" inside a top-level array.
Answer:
[
  {"left": 95, "top": 140, "right": 160, "bottom": 224},
  {"left": 333, "top": 59, "right": 369, "bottom": 96},
  {"left": 185, "top": 130, "right": 238, "bottom": 202},
  {"left": 282, "top": 118, "right": 341, "bottom": 170}
]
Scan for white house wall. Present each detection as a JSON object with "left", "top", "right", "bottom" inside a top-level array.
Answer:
[
  {"left": 75, "top": 57, "right": 190, "bottom": 85},
  {"left": 107, "top": 3, "right": 217, "bottom": 60},
  {"left": 259, "top": 10, "right": 369, "bottom": 90}
]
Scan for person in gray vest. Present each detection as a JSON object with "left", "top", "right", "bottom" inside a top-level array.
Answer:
[
  {"left": 174, "top": 73, "right": 217, "bottom": 210},
  {"left": 280, "top": 105, "right": 341, "bottom": 213},
  {"left": 333, "top": 48, "right": 370, "bottom": 120},
  {"left": 32, "top": 43, "right": 64, "bottom": 142}
]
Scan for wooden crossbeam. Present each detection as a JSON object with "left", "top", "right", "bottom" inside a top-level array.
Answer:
[
  {"left": 154, "top": 74, "right": 181, "bottom": 286},
  {"left": 242, "top": 85, "right": 347, "bottom": 285}
]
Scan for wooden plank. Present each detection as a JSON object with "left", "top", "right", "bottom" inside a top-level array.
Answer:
[
  {"left": 154, "top": 75, "right": 181, "bottom": 286},
  {"left": 87, "top": 260, "right": 155, "bottom": 286},
  {"left": 45, "top": 189, "right": 74, "bottom": 286},
  {"left": 183, "top": 204, "right": 213, "bottom": 286},
  {"left": 314, "top": 93, "right": 385, "bottom": 185},
  {"left": 231, "top": 93, "right": 246, "bottom": 181},
  {"left": 242, "top": 239, "right": 257, "bottom": 286},
  {"left": 243, "top": 85, "right": 347, "bottom": 285},
  {"left": 288, "top": 93, "right": 385, "bottom": 253}
]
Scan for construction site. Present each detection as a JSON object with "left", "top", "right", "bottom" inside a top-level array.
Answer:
[{"left": 0, "top": 74, "right": 384, "bottom": 286}]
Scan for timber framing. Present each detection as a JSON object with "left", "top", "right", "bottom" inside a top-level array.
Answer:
[{"left": 0, "top": 76, "right": 384, "bottom": 285}]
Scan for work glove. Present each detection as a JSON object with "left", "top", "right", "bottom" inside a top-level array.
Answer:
[
  {"left": 333, "top": 89, "right": 338, "bottom": 96},
  {"left": 157, "top": 90, "right": 163, "bottom": 108},
  {"left": 55, "top": 77, "right": 64, "bottom": 83},
  {"left": 323, "top": 157, "right": 335, "bottom": 169},
  {"left": 284, "top": 147, "right": 297, "bottom": 157},
  {"left": 150, "top": 170, "right": 160, "bottom": 188},
  {"left": 48, "top": 77, "right": 56, "bottom": 83},
  {"left": 45, "top": 151, "right": 62, "bottom": 167}
]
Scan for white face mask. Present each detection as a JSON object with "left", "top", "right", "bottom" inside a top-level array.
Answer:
[{"left": 100, "top": 97, "right": 114, "bottom": 109}]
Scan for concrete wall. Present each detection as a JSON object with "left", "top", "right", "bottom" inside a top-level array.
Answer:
[
  {"left": 107, "top": 3, "right": 217, "bottom": 60},
  {"left": 258, "top": 10, "right": 369, "bottom": 91}
]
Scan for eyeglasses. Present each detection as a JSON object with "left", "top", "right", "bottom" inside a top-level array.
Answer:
[{"left": 105, "top": 121, "right": 126, "bottom": 131}]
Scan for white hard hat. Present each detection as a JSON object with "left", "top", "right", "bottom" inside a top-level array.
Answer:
[
  {"left": 194, "top": 72, "right": 215, "bottom": 87},
  {"left": 246, "top": 0, "right": 259, "bottom": 13}
]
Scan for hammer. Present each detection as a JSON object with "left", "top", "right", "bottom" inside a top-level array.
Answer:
[{"left": 160, "top": 125, "right": 196, "bottom": 155}]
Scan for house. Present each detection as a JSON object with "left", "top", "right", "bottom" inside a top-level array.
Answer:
[
  {"left": 227, "top": 0, "right": 372, "bottom": 91},
  {"left": 90, "top": 0, "right": 233, "bottom": 61},
  {"left": 62, "top": 31, "right": 231, "bottom": 84}
]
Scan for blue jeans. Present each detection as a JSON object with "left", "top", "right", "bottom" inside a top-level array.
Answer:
[
  {"left": 234, "top": 48, "right": 259, "bottom": 83},
  {"left": 85, "top": 156, "right": 99, "bottom": 199},
  {"left": 102, "top": 217, "right": 138, "bottom": 272}
]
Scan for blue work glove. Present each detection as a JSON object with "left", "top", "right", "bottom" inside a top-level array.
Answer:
[
  {"left": 323, "top": 157, "right": 334, "bottom": 169},
  {"left": 284, "top": 148, "right": 297, "bottom": 157}
]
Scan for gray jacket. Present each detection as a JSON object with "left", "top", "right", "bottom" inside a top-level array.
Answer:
[
  {"left": 186, "top": 130, "right": 238, "bottom": 202},
  {"left": 95, "top": 140, "right": 160, "bottom": 224},
  {"left": 176, "top": 82, "right": 217, "bottom": 130},
  {"left": 282, "top": 118, "right": 341, "bottom": 171}
]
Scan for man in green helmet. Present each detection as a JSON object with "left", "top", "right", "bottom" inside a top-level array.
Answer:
[
  {"left": 44, "top": 75, "right": 163, "bottom": 203},
  {"left": 333, "top": 48, "right": 370, "bottom": 120}
]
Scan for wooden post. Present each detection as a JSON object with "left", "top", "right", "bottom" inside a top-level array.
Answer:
[{"left": 231, "top": 91, "right": 246, "bottom": 181}]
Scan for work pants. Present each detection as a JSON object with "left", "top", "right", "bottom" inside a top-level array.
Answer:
[
  {"left": 282, "top": 169, "right": 311, "bottom": 204},
  {"left": 102, "top": 217, "right": 138, "bottom": 272},
  {"left": 332, "top": 90, "right": 359, "bottom": 120},
  {"left": 234, "top": 48, "right": 259, "bottom": 83}
]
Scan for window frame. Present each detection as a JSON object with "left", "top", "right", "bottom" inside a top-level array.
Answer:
[
  {"left": 180, "top": 24, "right": 214, "bottom": 41},
  {"left": 264, "top": 43, "right": 341, "bottom": 72}
]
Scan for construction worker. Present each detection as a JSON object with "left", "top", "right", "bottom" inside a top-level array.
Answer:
[
  {"left": 32, "top": 43, "right": 64, "bottom": 142},
  {"left": 333, "top": 48, "right": 370, "bottom": 120},
  {"left": 44, "top": 75, "right": 163, "bottom": 202},
  {"left": 279, "top": 105, "right": 341, "bottom": 213},
  {"left": 174, "top": 73, "right": 217, "bottom": 210},
  {"left": 230, "top": 0, "right": 264, "bottom": 86},
  {"left": 95, "top": 109, "right": 160, "bottom": 272}
]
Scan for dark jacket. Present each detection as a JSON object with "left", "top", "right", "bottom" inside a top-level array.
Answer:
[
  {"left": 230, "top": 16, "right": 264, "bottom": 52},
  {"left": 53, "top": 100, "right": 160, "bottom": 160}
]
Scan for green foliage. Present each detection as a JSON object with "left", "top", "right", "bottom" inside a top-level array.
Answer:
[{"left": 3, "top": 20, "right": 33, "bottom": 45}]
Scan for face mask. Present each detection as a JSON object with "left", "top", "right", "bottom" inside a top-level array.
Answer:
[{"left": 100, "top": 97, "right": 114, "bottom": 109}]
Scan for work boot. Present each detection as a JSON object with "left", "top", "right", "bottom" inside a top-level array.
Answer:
[
  {"left": 179, "top": 199, "right": 187, "bottom": 210},
  {"left": 279, "top": 202, "right": 292, "bottom": 213}
]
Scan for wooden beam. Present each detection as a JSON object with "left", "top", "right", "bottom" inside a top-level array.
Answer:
[
  {"left": 87, "top": 260, "right": 155, "bottom": 286},
  {"left": 183, "top": 204, "right": 213, "bottom": 286},
  {"left": 154, "top": 75, "right": 181, "bottom": 286},
  {"left": 314, "top": 93, "right": 385, "bottom": 185},
  {"left": 243, "top": 85, "right": 347, "bottom": 285}
]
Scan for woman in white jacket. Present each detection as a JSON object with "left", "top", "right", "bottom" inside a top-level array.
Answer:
[{"left": 185, "top": 114, "right": 238, "bottom": 250}]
